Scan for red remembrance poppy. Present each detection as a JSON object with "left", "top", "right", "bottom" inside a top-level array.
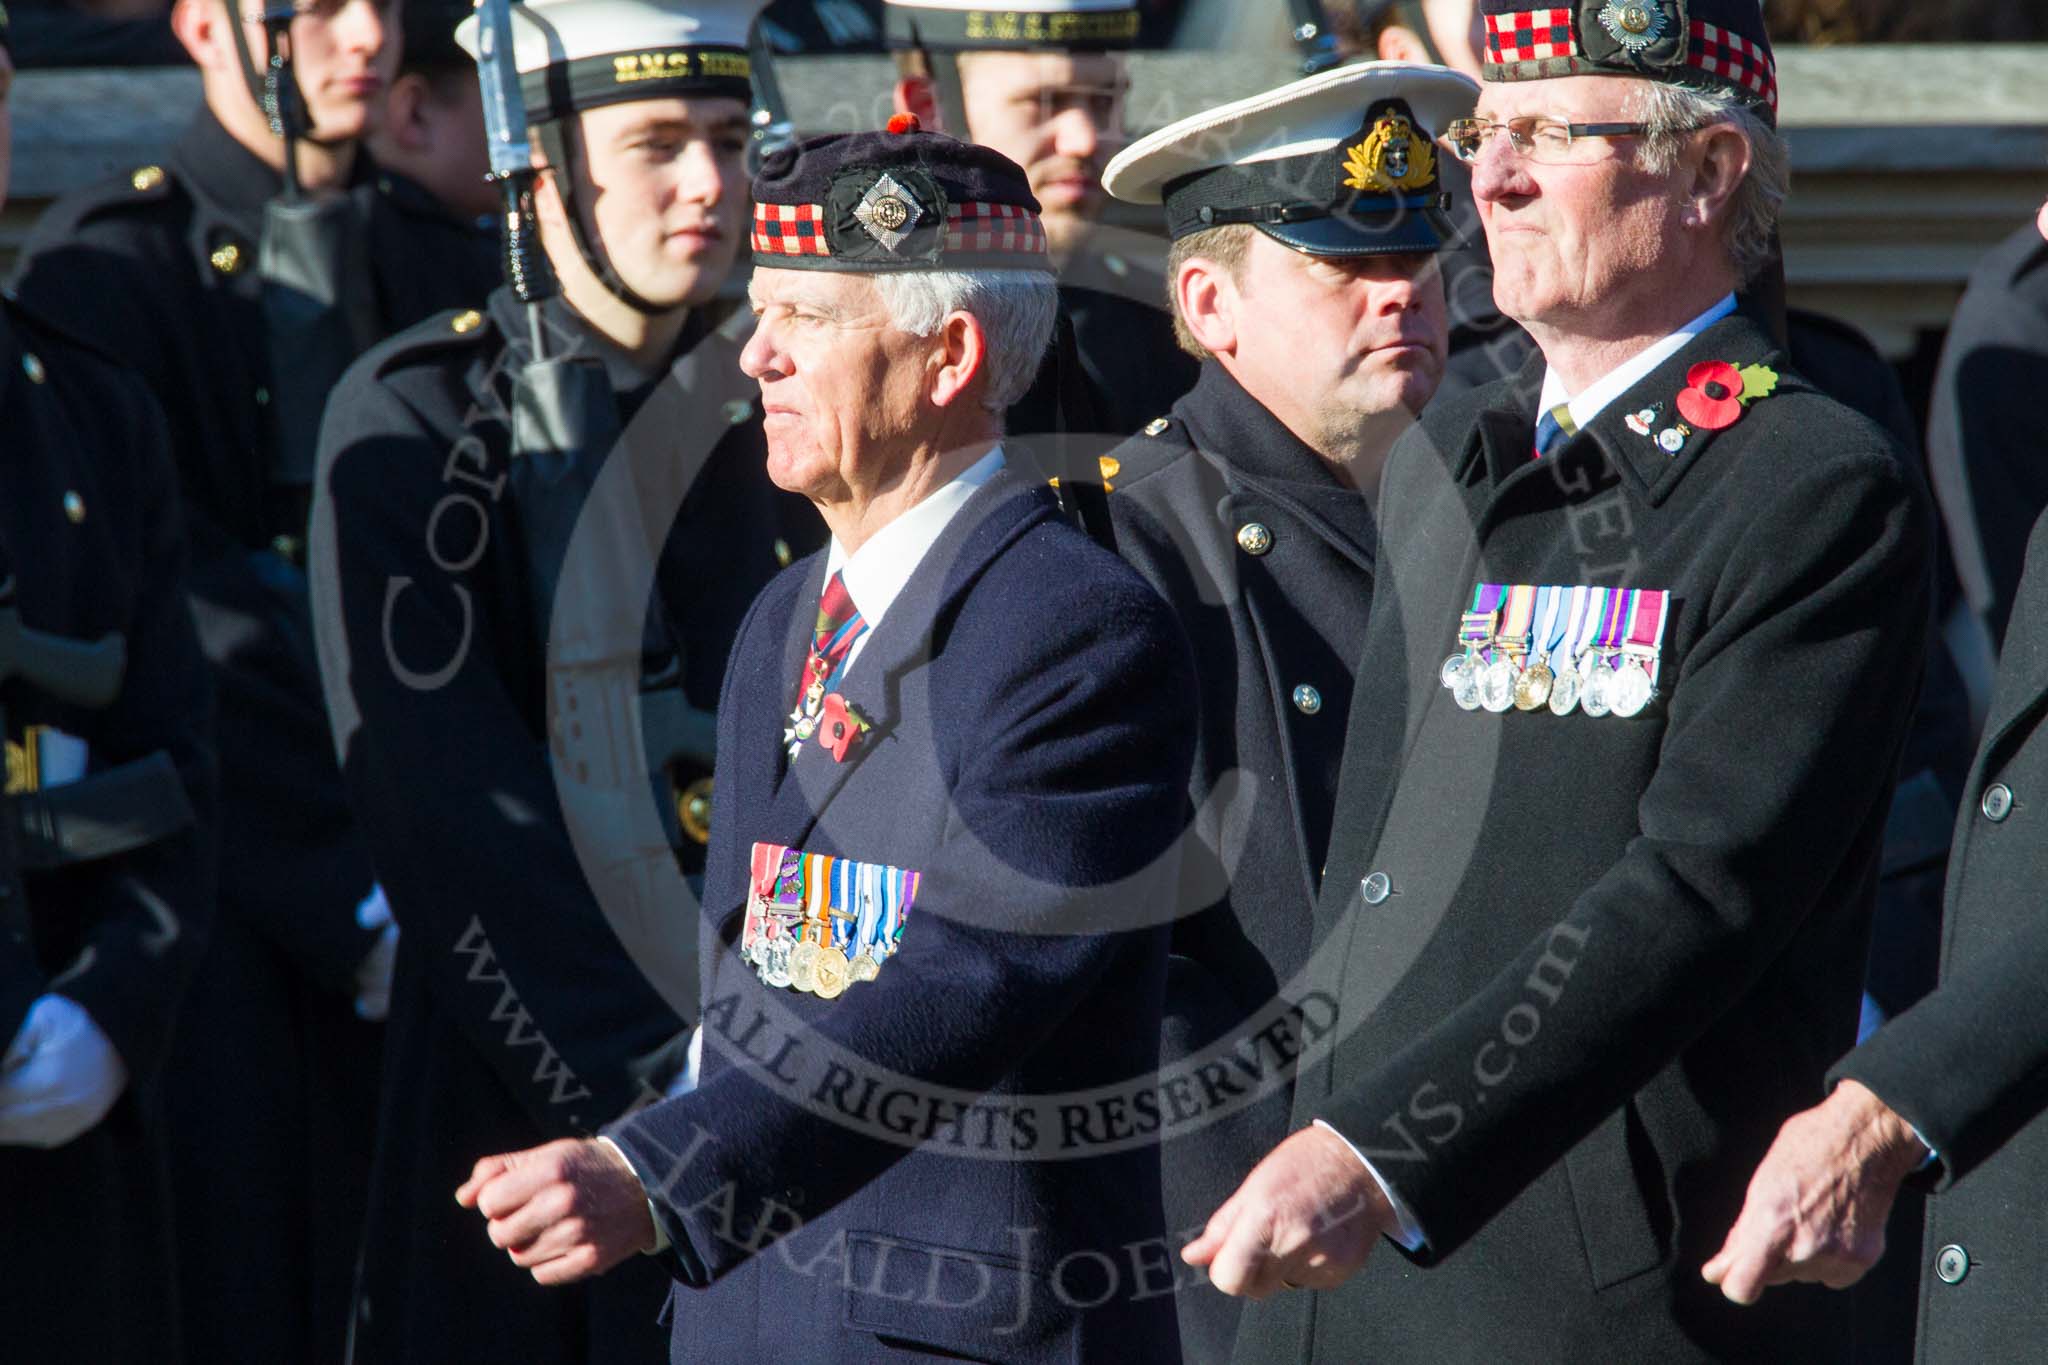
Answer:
[
  {"left": 1676, "top": 360, "right": 1744, "bottom": 430},
  {"left": 818, "top": 693, "right": 866, "bottom": 762}
]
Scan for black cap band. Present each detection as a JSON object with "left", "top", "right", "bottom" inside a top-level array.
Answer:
[
  {"left": 884, "top": 6, "right": 1138, "bottom": 51},
  {"left": 523, "top": 45, "right": 753, "bottom": 123}
]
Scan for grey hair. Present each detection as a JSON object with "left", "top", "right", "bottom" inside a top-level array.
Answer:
[
  {"left": 1631, "top": 83, "right": 1788, "bottom": 287},
  {"left": 869, "top": 269, "right": 1059, "bottom": 413}
]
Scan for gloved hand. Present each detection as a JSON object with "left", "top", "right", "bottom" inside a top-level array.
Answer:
[
  {"left": 354, "top": 884, "right": 399, "bottom": 1022},
  {"left": 0, "top": 994, "right": 129, "bottom": 1148}
]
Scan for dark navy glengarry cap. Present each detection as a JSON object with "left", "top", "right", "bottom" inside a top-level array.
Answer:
[
  {"left": 1480, "top": 0, "right": 1778, "bottom": 123},
  {"left": 751, "top": 117, "right": 1053, "bottom": 273},
  {"left": 1102, "top": 62, "right": 1479, "bottom": 259}
]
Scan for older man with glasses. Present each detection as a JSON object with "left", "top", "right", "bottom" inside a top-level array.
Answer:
[{"left": 1184, "top": 3, "right": 1936, "bottom": 1362}]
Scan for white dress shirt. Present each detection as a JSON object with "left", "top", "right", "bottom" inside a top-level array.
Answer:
[
  {"left": 1321, "top": 292, "right": 1740, "bottom": 1253},
  {"left": 825, "top": 445, "right": 1007, "bottom": 677}
]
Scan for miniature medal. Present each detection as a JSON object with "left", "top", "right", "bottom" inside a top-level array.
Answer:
[
  {"left": 789, "top": 939, "right": 820, "bottom": 993},
  {"left": 1480, "top": 655, "right": 1516, "bottom": 713},
  {"left": 1547, "top": 663, "right": 1581, "bottom": 716},
  {"left": 760, "top": 942, "right": 794, "bottom": 989},
  {"left": 1611, "top": 659, "right": 1653, "bottom": 718},
  {"left": 1515, "top": 659, "right": 1553, "bottom": 711},
  {"left": 1580, "top": 656, "right": 1614, "bottom": 718},
  {"left": 811, "top": 947, "right": 850, "bottom": 1000}
]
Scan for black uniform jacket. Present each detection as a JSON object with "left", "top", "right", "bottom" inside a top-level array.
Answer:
[
  {"left": 1008, "top": 242, "right": 1199, "bottom": 451},
  {"left": 11, "top": 107, "right": 501, "bottom": 1361},
  {"left": 1834, "top": 507, "right": 2048, "bottom": 1364},
  {"left": 1927, "top": 219, "right": 2048, "bottom": 651},
  {"left": 311, "top": 286, "right": 788, "bottom": 1363},
  {"left": 1233, "top": 310, "right": 1934, "bottom": 1363},
  {"left": 12, "top": 107, "right": 499, "bottom": 992},
  {"left": 1105, "top": 362, "right": 1376, "bottom": 1362},
  {"left": 0, "top": 297, "right": 216, "bottom": 1365},
  {"left": 605, "top": 471, "right": 1197, "bottom": 1365}
]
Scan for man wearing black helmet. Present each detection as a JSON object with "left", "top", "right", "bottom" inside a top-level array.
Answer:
[
  {"left": 310, "top": 0, "right": 799, "bottom": 1358},
  {"left": 0, "top": 17, "right": 216, "bottom": 1365},
  {"left": 11, "top": 0, "right": 497, "bottom": 1357},
  {"left": 884, "top": 0, "right": 1197, "bottom": 449}
]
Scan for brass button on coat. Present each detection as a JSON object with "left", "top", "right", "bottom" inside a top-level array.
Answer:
[
  {"left": 1236, "top": 522, "right": 1273, "bottom": 556},
  {"left": 1293, "top": 684, "right": 1322, "bottom": 715}
]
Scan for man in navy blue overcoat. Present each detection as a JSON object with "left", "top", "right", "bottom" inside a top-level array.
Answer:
[{"left": 452, "top": 122, "right": 1198, "bottom": 1364}]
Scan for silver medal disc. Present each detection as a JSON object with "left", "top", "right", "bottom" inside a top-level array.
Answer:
[
  {"left": 761, "top": 944, "right": 794, "bottom": 990},
  {"left": 1548, "top": 663, "right": 1580, "bottom": 716},
  {"left": 1612, "top": 661, "right": 1653, "bottom": 718},
  {"left": 1480, "top": 657, "right": 1516, "bottom": 713},
  {"left": 1453, "top": 669, "right": 1483, "bottom": 711},
  {"left": 1581, "top": 661, "right": 1613, "bottom": 718},
  {"left": 1440, "top": 653, "right": 1469, "bottom": 690}
]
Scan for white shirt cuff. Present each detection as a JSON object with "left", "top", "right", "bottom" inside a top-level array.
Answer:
[
  {"left": 595, "top": 1135, "right": 669, "bottom": 1254},
  {"left": 1313, "top": 1118, "right": 1428, "bottom": 1252}
]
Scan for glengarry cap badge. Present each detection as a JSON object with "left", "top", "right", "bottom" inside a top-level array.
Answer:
[
  {"left": 854, "top": 172, "right": 921, "bottom": 251},
  {"left": 1596, "top": 0, "right": 1664, "bottom": 52}
]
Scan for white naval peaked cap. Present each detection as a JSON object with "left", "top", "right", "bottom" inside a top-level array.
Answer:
[
  {"left": 883, "top": 0, "right": 1140, "bottom": 51},
  {"left": 1102, "top": 61, "right": 1479, "bottom": 257},
  {"left": 455, "top": 0, "right": 766, "bottom": 124}
]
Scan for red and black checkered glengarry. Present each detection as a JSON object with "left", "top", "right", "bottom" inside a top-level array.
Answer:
[
  {"left": 749, "top": 121, "right": 1053, "bottom": 271},
  {"left": 1478, "top": 0, "right": 1779, "bottom": 120}
]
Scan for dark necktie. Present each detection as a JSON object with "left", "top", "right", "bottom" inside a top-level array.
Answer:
[{"left": 796, "top": 569, "right": 867, "bottom": 706}]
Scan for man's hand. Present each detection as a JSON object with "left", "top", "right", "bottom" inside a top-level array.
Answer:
[
  {"left": 1702, "top": 1079, "right": 1927, "bottom": 1304},
  {"left": 455, "top": 1137, "right": 657, "bottom": 1286},
  {"left": 0, "top": 994, "right": 129, "bottom": 1148},
  {"left": 1181, "top": 1124, "right": 1393, "bottom": 1299}
]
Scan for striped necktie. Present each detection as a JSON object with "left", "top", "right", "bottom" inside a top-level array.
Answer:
[
  {"left": 797, "top": 569, "right": 867, "bottom": 706},
  {"left": 1533, "top": 402, "right": 1577, "bottom": 459}
]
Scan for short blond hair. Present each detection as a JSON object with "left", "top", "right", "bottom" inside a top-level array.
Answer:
[{"left": 1165, "top": 223, "right": 1255, "bottom": 360}]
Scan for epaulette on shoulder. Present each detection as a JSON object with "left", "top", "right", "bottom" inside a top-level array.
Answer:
[
  {"left": 43, "top": 164, "right": 183, "bottom": 233},
  {"left": 1097, "top": 415, "right": 1189, "bottom": 491},
  {"left": 0, "top": 288, "right": 148, "bottom": 378},
  {"left": 364, "top": 305, "right": 496, "bottom": 381}
]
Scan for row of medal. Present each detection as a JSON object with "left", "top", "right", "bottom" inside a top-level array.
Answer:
[
  {"left": 742, "top": 841, "right": 919, "bottom": 999},
  {"left": 1441, "top": 583, "right": 1671, "bottom": 719}
]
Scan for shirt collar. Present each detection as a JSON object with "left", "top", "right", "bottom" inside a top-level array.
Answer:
[
  {"left": 1537, "top": 293, "right": 1738, "bottom": 432},
  {"left": 827, "top": 446, "right": 1007, "bottom": 633}
]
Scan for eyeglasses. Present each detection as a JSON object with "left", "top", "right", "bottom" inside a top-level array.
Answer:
[{"left": 1442, "top": 116, "right": 1661, "bottom": 166}]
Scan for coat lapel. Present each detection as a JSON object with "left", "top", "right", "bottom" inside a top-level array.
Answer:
[{"left": 764, "top": 472, "right": 1056, "bottom": 848}]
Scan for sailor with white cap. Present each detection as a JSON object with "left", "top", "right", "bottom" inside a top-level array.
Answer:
[
  {"left": 885, "top": 0, "right": 1198, "bottom": 448},
  {"left": 1097, "top": 59, "right": 1476, "bottom": 1363},
  {"left": 310, "top": 3, "right": 802, "bottom": 1363}
]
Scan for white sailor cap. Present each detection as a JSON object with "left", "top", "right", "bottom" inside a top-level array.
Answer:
[
  {"left": 883, "top": 0, "right": 1140, "bottom": 52},
  {"left": 455, "top": 0, "right": 766, "bottom": 125},
  {"left": 1102, "top": 61, "right": 1479, "bottom": 257}
]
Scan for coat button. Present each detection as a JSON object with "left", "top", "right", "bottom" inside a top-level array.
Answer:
[
  {"left": 451, "top": 309, "right": 484, "bottom": 334},
  {"left": 1361, "top": 871, "right": 1391, "bottom": 905},
  {"left": 1236, "top": 522, "right": 1273, "bottom": 556},
  {"left": 131, "top": 165, "right": 165, "bottom": 192},
  {"left": 63, "top": 491, "right": 86, "bottom": 523},
  {"left": 1292, "top": 684, "right": 1322, "bottom": 715},
  {"left": 1981, "top": 783, "right": 2013, "bottom": 822},
  {"left": 21, "top": 352, "right": 45, "bottom": 384},
  {"left": 1935, "top": 1244, "right": 1969, "bottom": 1285}
]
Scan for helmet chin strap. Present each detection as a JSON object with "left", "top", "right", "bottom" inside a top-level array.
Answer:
[
  {"left": 225, "top": 0, "right": 313, "bottom": 196},
  {"left": 534, "top": 117, "right": 667, "bottom": 316}
]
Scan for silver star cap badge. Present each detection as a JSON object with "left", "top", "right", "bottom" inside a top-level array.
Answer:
[{"left": 854, "top": 173, "right": 921, "bottom": 252}]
